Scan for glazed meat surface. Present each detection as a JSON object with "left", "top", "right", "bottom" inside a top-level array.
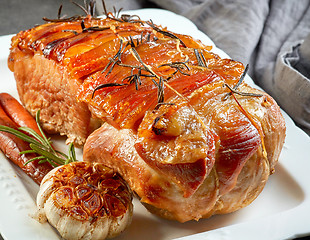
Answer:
[
  {"left": 8, "top": 13, "right": 286, "bottom": 222},
  {"left": 83, "top": 83, "right": 285, "bottom": 222}
]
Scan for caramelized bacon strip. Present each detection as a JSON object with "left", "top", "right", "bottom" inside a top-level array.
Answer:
[{"left": 216, "top": 116, "right": 261, "bottom": 195}]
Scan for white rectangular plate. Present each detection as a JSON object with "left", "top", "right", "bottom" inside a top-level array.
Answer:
[{"left": 1, "top": 8, "right": 310, "bottom": 240}]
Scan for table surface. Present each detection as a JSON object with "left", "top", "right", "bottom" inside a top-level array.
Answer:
[{"left": 0, "top": 0, "right": 90, "bottom": 36}]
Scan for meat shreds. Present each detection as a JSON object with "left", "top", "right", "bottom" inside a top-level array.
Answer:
[{"left": 8, "top": 12, "right": 286, "bottom": 222}]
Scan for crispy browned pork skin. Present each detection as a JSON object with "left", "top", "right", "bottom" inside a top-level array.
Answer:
[{"left": 8, "top": 11, "right": 286, "bottom": 222}]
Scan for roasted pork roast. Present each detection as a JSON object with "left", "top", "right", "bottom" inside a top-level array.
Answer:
[{"left": 8, "top": 12, "right": 286, "bottom": 222}]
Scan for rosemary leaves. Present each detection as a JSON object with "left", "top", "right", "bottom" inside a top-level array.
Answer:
[
  {"left": 194, "top": 49, "right": 207, "bottom": 68},
  {"left": 146, "top": 20, "right": 186, "bottom": 47},
  {"left": 223, "top": 64, "right": 262, "bottom": 100},
  {"left": 0, "top": 111, "right": 77, "bottom": 167}
]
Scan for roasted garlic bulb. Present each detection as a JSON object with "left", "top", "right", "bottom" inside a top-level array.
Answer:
[{"left": 36, "top": 161, "right": 133, "bottom": 240}]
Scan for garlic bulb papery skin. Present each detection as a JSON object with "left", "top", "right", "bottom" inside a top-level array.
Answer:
[{"left": 36, "top": 162, "right": 133, "bottom": 240}]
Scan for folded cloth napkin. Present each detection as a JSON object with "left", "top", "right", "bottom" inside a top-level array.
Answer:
[{"left": 100, "top": 0, "right": 310, "bottom": 135}]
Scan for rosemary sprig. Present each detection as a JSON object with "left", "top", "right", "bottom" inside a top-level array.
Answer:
[
  {"left": 71, "top": 0, "right": 97, "bottom": 17},
  {"left": 92, "top": 82, "right": 126, "bottom": 99},
  {"left": 82, "top": 25, "right": 110, "bottom": 32},
  {"left": 113, "top": 6, "right": 123, "bottom": 18},
  {"left": 103, "top": 2, "right": 144, "bottom": 25},
  {"left": 0, "top": 110, "right": 77, "bottom": 167},
  {"left": 152, "top": 77, "right": 165, "bottom": 106},
  {"left": 92, "top": 36, "right": 180, "bottom": 106},
  {"left": 158, "top": 60, "right": 190, "bottom": 76},
  {"left": 122, "top": 72, "right": 142, "bottom": 90},
  {"left": 223, "top": 83, "right": 263, "bottom": 98},
  {"left": 232, "top": 64, "right": 249, "bottom": 90},
  {"left": 101, "top": 39, "right": 125, "bottom": 76},
  {"left": 58, "top": 4, "right": 63, "bottom": 19},
  {"left": 43, "top": 0, "right": 101, "bottom": 23},
  {"left": 146, "top": 20, "right": 186, "bottom": 47},
  {"left": 80, "top": 19, "right": 110, "bottom": 32},
  {"left": 222, "top": 64, "right": 260, "bottom": 100},
  {"left": 118, "top": 14, "right": 144, "bottom": 24},
  {"left": 62, "top": 29, "right": 79, "bottom": 35},
  {"left": 194, "top": 49, "right": 207, "bottom": 68}
]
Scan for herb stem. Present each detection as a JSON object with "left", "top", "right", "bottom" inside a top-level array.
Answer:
[{"left": 0, "top": 110, "right": 77, "bottom": 167}]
